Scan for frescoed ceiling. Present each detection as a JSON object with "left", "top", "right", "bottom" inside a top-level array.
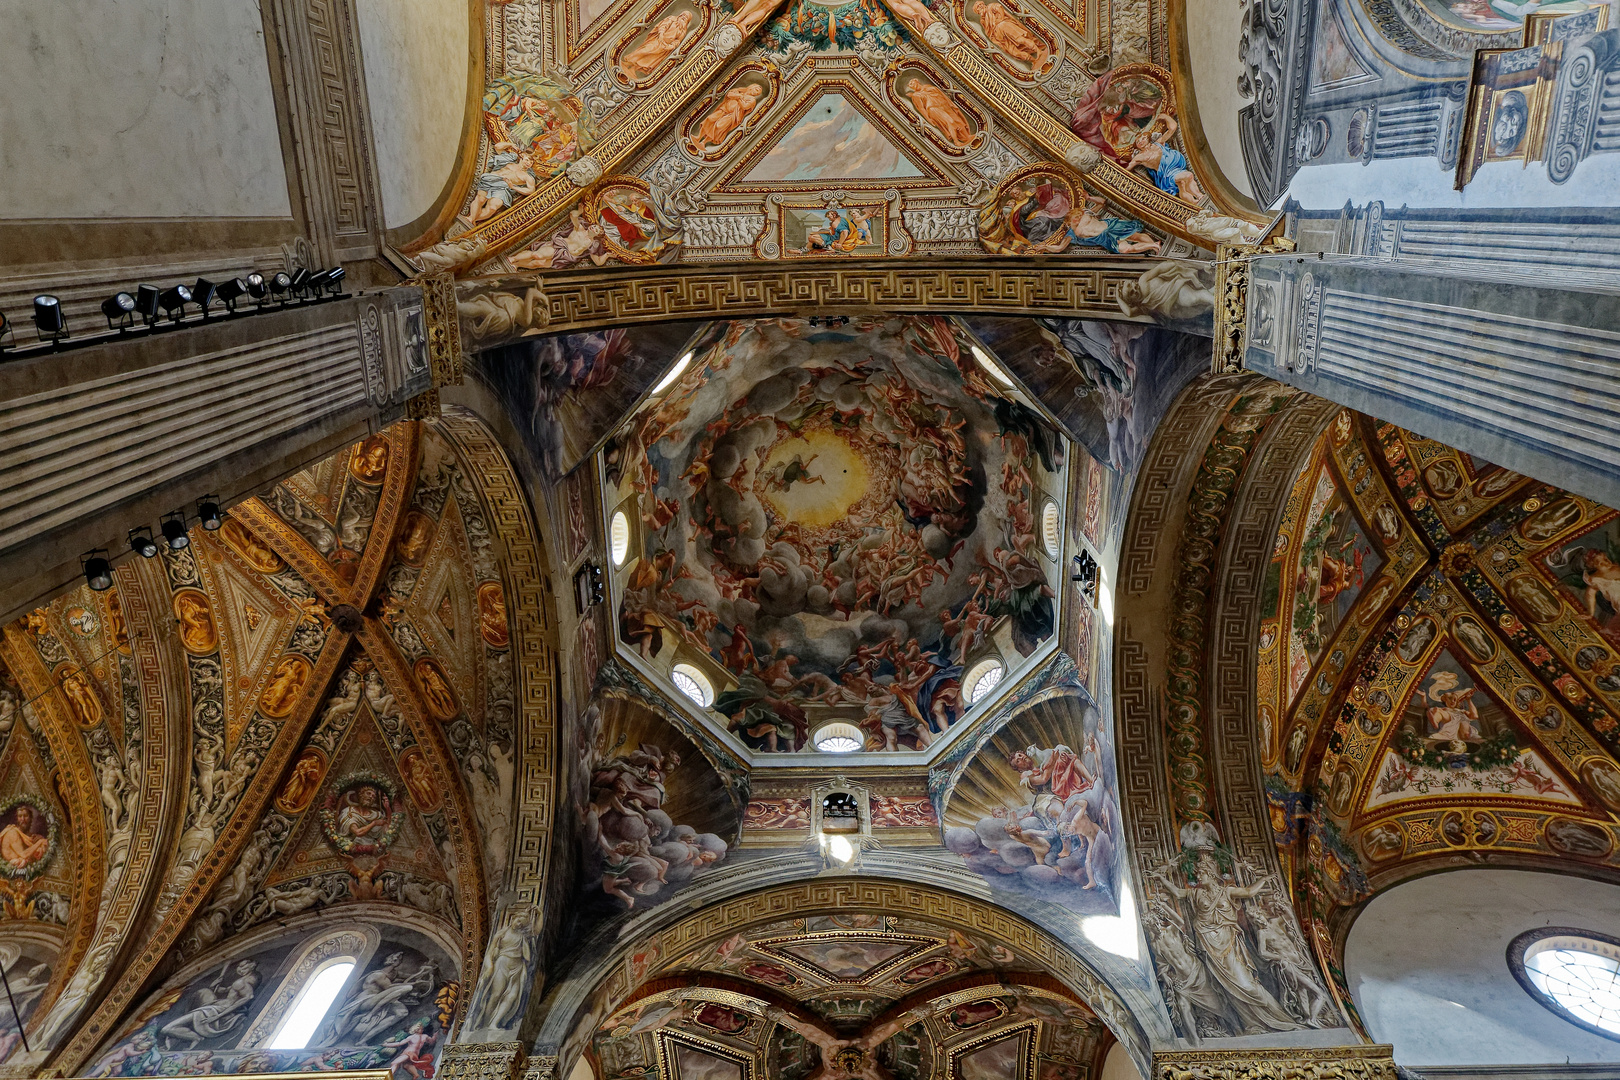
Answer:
[
  {"left": 0, "top": 417, "right": 544, "bottom": 1075},
  {"left": 581, "top": 911, "right": 1113, "bottom": 1080},
  {"left": 407, "top": 0, "right": 1270, "bottom": 279},
  {"left": 599, "top": 316, "right": 1069, "bottom": 760},
  {"left": 1256, "top": 410, "right": 1620, "bottom": 1006}
]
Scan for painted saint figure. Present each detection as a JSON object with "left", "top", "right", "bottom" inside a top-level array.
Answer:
[
  {"left": 467, "top": 144, "right": 539, "bottom": 225},
  {"left": 336, "top": 785, "right": 389, "bottom": 842},
  {"left": 0, "top": 804, "right": 49, "bottom": 872},
  {"left": 618, "top": 11, "right": 694, "bottom": 81},
  {"left": 1124, "top": 117, "right": 1205, "bottom": 205},
  {"left": 1032, "top": 195, "right": 1161, "bottom": 255}
]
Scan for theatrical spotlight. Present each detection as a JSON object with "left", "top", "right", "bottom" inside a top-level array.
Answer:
[
  {"left": 82, "top": 550, "right": 113, "bottom": 592},
  {"left": 160, "top": 511, "right": 190, "bottom": 550},
  {"left": 157, "top": 284, "right": 192, "bottom": 323},
  {"left": 289, "top": 268, "right": 312, "bottom": 298},
  {"left": 192, "top": 278, "right": 218, "bottom": 317},
  {"left": 129, "top": 526, "right": 159, "bottom": 559},
  {"left": 215, "top": 277, "right": 248, "bottom": 313},
  {"left": 196, "top": 495, "right": 223, "bottom": 531},
  {"left": 268, "top": 272, "right": 292, "bottom": 303},
  {"left": 322, "top": 266, "right": 347, "bottom": 295},
  {"left": 33, "top": 295, "right": 67, "bottom": 342},
  {"left": 0, "top": 309, "right": 13, "bottom": 351},
  {"left": 102, "top": 292, "right": 137, "bottom": 331},
  {"left": 135, "top": 284, "right": 161, "bottom": 326},
  {"left": 307, "top": 266, "right": 347, "bottom": 296},
  {"left": 245, "top": 272, "right": 269, "bottom": 306}
]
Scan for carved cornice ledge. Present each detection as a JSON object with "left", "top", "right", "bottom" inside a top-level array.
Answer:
[
  {"left": 422, "top": 272, "right": 466, "bottom": 388},
  {"left": 1153, "top": 1044, "right": 1398, "bottom": 1080},
  {"left": 439, "top": 1042, "right": 529, "bottom": 1080}
]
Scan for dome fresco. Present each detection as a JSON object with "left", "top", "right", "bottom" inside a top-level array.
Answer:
[{"left": 604, "top": 317, "right": 1066, "bottom": 755}]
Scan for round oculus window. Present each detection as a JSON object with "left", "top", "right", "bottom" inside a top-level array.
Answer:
[
  {"left": 964, "top": 657, "right": 1005, "bottom": 704},
  {"left": 669, "top": 663, "right": 713, "bottom": 708},
  {"left": 609, "top": 510, "right": 631, "bottom": 567},
  {"left": 1510, "top": 927, "right": 1620, "bottom": 1040},
  {"left": 1041, "top": 500, "right": 1062, "bottom": 559}
]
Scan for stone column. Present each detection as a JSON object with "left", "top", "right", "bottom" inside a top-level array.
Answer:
[
  {"left": 1242, "top": 253, "right": 1620, "bottom": 508},
  {"left": 0, "top": 288, "right": 429, "bottom": 623},
  {"left": 1152, "top": 1044, "right": 1398, "bottom": 1079}
]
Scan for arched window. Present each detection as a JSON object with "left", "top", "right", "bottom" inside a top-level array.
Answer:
[
  {"left": 670, "top": 663, "right": 713, "bottom": 707},
  {"left": 1041, "top": 500, "right": 1062, "bottom": 559},
  {"left": 267, "top": 958, "right": 355, "bottom": 1049},
  {"left": 814, "top": 722, "right": 862, "bottom": 753}
]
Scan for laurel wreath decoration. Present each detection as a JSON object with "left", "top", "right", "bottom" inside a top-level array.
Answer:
[
  {"left": 318, "top": 771, "right": 405, "bottom": 856},
  {"left": 0, "top": 794, "right": 58, "bottom": 880}
]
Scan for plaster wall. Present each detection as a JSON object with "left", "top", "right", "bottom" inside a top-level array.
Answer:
[
  {"left": 1346, "top": 868, "right": 1620, "bottom": 1066},
  {"left": 356, "top": 0, "right": 470, "bottom": 230},
  {"left": 1100, "top": 1041, "right": 1145, "bottom": 1080},
  {"left": 1183, "top": 0, "right": 1256, "bottom": 200},
  {"left": 0, "top": 0, "right": 291, "bottom": 219}
]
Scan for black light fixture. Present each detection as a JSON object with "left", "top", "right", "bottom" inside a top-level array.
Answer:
[
  {"left": 128, "top": 526, "right": 159, "bottom": 559},
  {"left": 215, "top": 277, "right": 248, "bottom": 313},
  {"left": 1071, "top": 550, "right": 1099, "bottom": 604},
  {"left": 135, "top": 284, "right": 161, "bottom": 326},
  {"left": 268, "top": 272, "right": 292, "bottom": 303},
  {"left": 245, "top": 272, "right": 269, "bottom": 305},
  {"left": 160, "top": 510, "right": 190, "bottom": 550},
  {"left": 82, "top": 550, "right": 113, "bottom": 592},
  {"left": 289, "top": 268, "right": 312, "bottom": 299},
  {"left": 101, "top": 292, "right": 137, "bottom": 331},
  {"left": 323, "top": 266, "right": 346, "bottom": 295},
  {"left": 196, "top": 495, "right": 223, "bottom": 531},
  {"left": 157, "top": 284, "right": 192, "bottom": 323},
  {"left": 32, "top": 295, "right": 67, "bottom": 342},
  {"left": 306, "top": 269, "right": 333, "bottom": 294},
  {"left": 0, "top": 309, "right": 14, "bottom": 351},
  {"left": 192, "top": 278, "right": 218, "bottom": 317}
]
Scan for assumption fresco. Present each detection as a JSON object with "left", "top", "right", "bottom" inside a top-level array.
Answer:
[{"left": 603, "top": 317, "right": 1064, "bottom": 754}]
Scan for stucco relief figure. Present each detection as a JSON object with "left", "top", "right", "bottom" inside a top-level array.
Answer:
[
  {"left": 276, "top": 749, "right": 326, "bottom": 814},
  {"left": 618, "top": 12, "right": 693, "bottom": 81},
  {"left": 1142, "top": 894, "right": 1228, "bottom": 1038},
  {"left": 400, "top": 749, "right": 441, "bottom": 813},
  {"left": 160, "top": 960, "right": 260, "bottom": 1048},
  {"left": 260, "top": 655, "right": 311, "bottom": 718},
  {"left": 336, "top": 785, "right": 388, "bottom": 842},
  {"left": 219, "top": 518, "right": 282, "bottom": 572},
  {"left": 414, "top": 659, "right": 459, "bottom": 720},
  {"left": 465, "top": 906, "right": 537, "bottom": 1034},
  {"left": 970, "top": 1, "right": 1050, "bottom": 72},
  {"left": 478, "top": 581, "right": 510, "bottom": 647},
  {"left": 396, "top": 511, "right": 436, "bottom": 566},
  {"left": 688, "top": 83, "right": 765, "bottom": 156},
  {"left": 60, "top": 668, "right": 103, "bottom": 728},
  {"left": 887, "top": 0, "right": 937, "bottom": 27},
  {"left": 173, "top": 590, "right": 218, "bottom": 655},
  {"left": 320, "top": 953, "right": 437, "bottom": 1046},
  {"left": 903, "top": 81, "right": 974, "bottom": 147},
  {"left": 0, "top": 803, "right": 50, "bottom": 874},
  {"left": 1115, "top": 262, "right": 1214, "bottom": 324},
  {"left": 1122, "top": 117, "right": 1205, "bottom": 205},
  {"left": 351, "top": 435, "right": 390, "bottom": 484},
  {"left": 1150, "top": 850, "right": 1303, "bottom": 1034}
]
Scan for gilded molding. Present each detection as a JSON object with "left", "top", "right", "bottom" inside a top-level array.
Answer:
[
  {"left": 1213, "top": 245, "right": 1248, "bottom": 374},
  {"left": 456, "top": 258, "right": 1157, "bottom": 352},
  {"left": 438, "top": 1039, "right": 527, "bottom": 1080},
  {"left": 1153, "top": 1044, "right": 1398, "bottom": 1080},
  {"left": 423, "top": 272, "right": 467, "bottom": 388}
]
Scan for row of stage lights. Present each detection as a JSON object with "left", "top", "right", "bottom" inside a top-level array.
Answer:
[
  {"left": 1, "top": 267, "right": 347, "bottom": 351},
  {"left": 79, "top": 497, "right": 225, "bottom": 591}
]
